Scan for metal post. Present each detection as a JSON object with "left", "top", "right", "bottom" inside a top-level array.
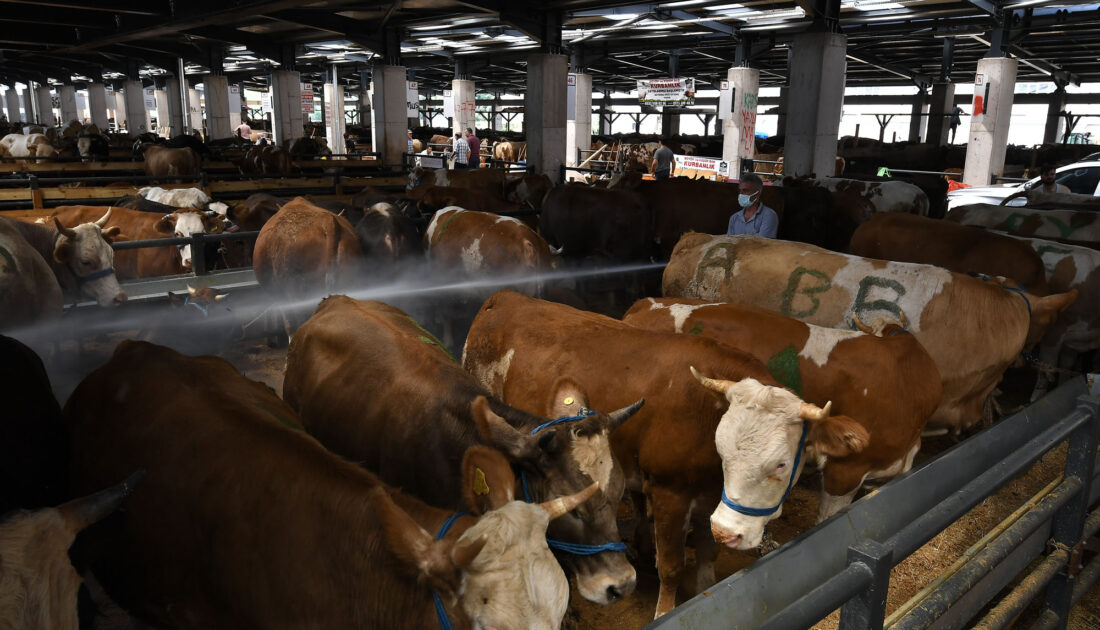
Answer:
[
  {"left": 839, "top": 540, "right": 893, "bottom": 630},
  {"left": 191, "top": 233, "right": 207, "bottom": 276},
  {"left": 178, "top": 57, "right": 190, "bottom": 135},
  {"left": 1039, "top": 394, "right": 1100, "bottom": 629}
]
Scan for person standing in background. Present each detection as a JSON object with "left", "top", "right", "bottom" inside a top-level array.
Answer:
[
  {"left": 650, "top": 137, "right": 674, "bottom": 180},
  {"left": 452, "top": 131, "right": 470, "bottom": 169},
  {"left": 727, "top": 173, "right": 778, "bottom": 238},
  {"left": 465, "top": 127, "right": 480, "bottom": 169}
]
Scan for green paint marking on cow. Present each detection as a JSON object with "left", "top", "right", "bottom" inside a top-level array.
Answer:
[
  {"left": 1045, "top": 217, "right": 1079, "bottom": 239},
  {"left": 693, "top": 243, "right": 737, "bottom": 285},
  {"left": 407, "top": 315, "right": 458, "bottom": 363},
  {"left": 258, "top": 402, "right": 303, "bottom": 431},
  {"left": 0, "top": 245, "right": 14, "bottom": 273},
  {"left": 688, "top": 323, "right": 703, "bottom": 335},
  {"left": 780, "top": 267, "right": 832, "bottom": 318},
  {"left": 1002, "top": 213, "right": 1027, "bottom": 234},
  {"left": 766, "top": 345, "right": 803, "bottom": 397},
  {"left": 437, "top": 210, "right": 462, "bottom": 237},
  {"left": 852, "top": 276, "right": 907, "bottom": 325}
]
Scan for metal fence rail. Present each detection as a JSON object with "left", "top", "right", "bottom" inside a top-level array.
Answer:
[{"left": 648, "top": 375, "right": 1100, "bottom": 630}]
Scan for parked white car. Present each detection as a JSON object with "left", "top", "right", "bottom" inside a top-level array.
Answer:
[{"left": 946, "top": 160, "right": 1100, "bottom": 211}]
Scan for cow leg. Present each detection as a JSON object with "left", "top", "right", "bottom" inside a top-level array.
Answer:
[
  {"left": 647, "top": 481, "right": 692, "bottom": 618},
  {"left": 689, "top": 492, "right": 719, "bottom": 594},
  {"left": 817, "top": 486, "right": 860, "bottom": 522},
  {"left": 628, "top": 488, "right": 656, "bottom": 566}
]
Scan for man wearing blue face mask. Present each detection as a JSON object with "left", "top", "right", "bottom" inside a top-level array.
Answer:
[{"left": 727, "top": 172, "right": 778, "bottom": 238}]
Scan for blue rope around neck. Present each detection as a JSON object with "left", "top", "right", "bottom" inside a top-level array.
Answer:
[
  {"left": 720, "top": 421, "right": 808, "bottom": 518},
  {"left": 431, "top": 512, "right": 469, "bottom": 630},
  {"left": 183, "top": 296, "right": 209, "bottom": 317},
  {"left": 75, "top": 266, "right": 115, "bottom": 284},
  {"left": 1002, "top": 283, "right": 1032, "bottom": 316},
  {"left": 520, "top": 409, "right": 628, "bottom": 556}
]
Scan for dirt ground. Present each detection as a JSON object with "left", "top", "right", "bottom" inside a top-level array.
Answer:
[{"left": 37, "top": 333, "right": 1100, "bottom": 630}]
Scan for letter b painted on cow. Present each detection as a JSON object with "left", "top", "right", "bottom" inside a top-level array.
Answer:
[
  {"left": 781, "top": 267, "right": 831, "bottom": 318},
  {"left": 851, "top": 276, "right": 907, "bottom": 328}
]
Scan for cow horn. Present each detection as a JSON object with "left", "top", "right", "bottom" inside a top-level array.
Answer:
[
  {"left": 800, "top": 400, "right": 833, "bottom": 421},
  {"left": 58, "top": 469, "right": 145, "bottom": 532},
  {"left": 187, "top": 285, "right": 197, "bottom": 296},
  {"left": 690, "top": 365, "right": 732, "bottom": 396},
  {"left": 95, "top": 207, "right": 112, "bottom": 227},
  {"left": 161, "top": 213, "right": 172, "bottom": 222},
  {"left": 540, "top": 482, "right": 599, "bottom": 520},
  {"left": 853, "top": 314, "right": 873, "bottom": 334},
  {"left": 214, "top": 292, "right": 229, "bottom": 301},
  {"left": 549, "top": 245, "right": 564, "bottom": 256},
  {"left": 53, "top": 217, "right": 76, "bottom": 239},
  {"left": 605, "top": 398, "right": 646, "bottom": 431},
  {"left": 899, "top": 311, "right": 909, "bottom": 329}
]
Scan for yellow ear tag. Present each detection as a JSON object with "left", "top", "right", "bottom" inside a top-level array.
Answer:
[
  {"left": 564, "top": 396, "right": 575, "bottom": 406},
  {"left": 473, "top": 467, "right": 490, "bottom": 496}
]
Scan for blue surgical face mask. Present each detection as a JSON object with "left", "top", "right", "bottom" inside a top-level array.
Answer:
[{"left": 738, "top": 191, "right": 758, "bottom": 208}]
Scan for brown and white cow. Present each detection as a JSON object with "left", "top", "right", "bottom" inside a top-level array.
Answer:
[
  {"left": 426, "top": 207, "right": 554, "bottom": 280},
  {"left": 240, "top": 144, "right": 294, "bottom": 175},
  {"left": 784, "top": 175, "right": 929, "bottom": 216},
  {"left": 50, "top": 205, "right": 222, "bottom": 277},
  {"left": 68, "top": 339, "right": 587, "bottom": 629},
  {"left": 493, "top": 140, "right": 527, "bottom": 165},
  {"left": 623, "top": 298, "right": 941, "bottom": 521},
  {"left": 284, "top": 296, "right": 642, "bottom": 605},
  {"left": 417, "top": 186, "right": 522, "bottom": 215},
  {"left": 849, "top": 212, "right": 1050, "bottom": 295},
  {"left": 142, "top": 145, "right": 200, "bottom": 178},
  {"left": 663, "top": 234, "right": 1077, "bottom": 432},
  {"left": 1, "top": 217, "right": 63, "bottom": 330},
  {"left": 408, "top": 166, "right": 507, "bottom": 193},
  {"left": 463, "top": 290, "right": 853, "bottom": 617},
  {"left": 227, "top": 193, "right": 285, "bottom": 232},
  {"left": 0, "top": 133, "right": 61, "bottom": 160},
  {"left": 946, "top": 204, "right": 1100, "bottom": 248}
]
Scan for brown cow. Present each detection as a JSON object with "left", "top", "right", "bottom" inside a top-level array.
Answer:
[
  {"left": 784, "top": 175, "right": 929, "bottom": 216},
  {"left": 227, "top": 193, "right": 285, "bottom": 232},
  {"left": 418, "top": 186, "right": 521, "bottom": 215},
  {"left": 464, "top": 290, "right": 852, "bottom": 617},
  {"left": 408, "top": 166, "right": 507, "bottom": 193},
  {"left": 142, "top": 145, "right": 200, "bottom": 178},
  {"left": 1, "top": 217, "right": 63, "bottom": 329},
  {"left": 240, "top": 145, "right": 294, "bottom": 175},
  {"left": 946, "top": 204, "right": 1100, "bottom": 248},
  {"left": 503, "top": 173, "right": 554, "bottom": 208},
  {"left": 623, "top": 298, "right": 942, "bottom": 521},
  {"left": 849, "top": 212, "right": 1050, "bottom": 295},
  {"left": 50, "top": 205, "right": 223, "bottom": 278},
  {"left": 284, "top": 296, "right": 642, "bottom": 604},
  {"left": 539, "top": 185, "right": 653, "bottom": 262},
  {"left": 67, "top": 339, "right": 589, "bottom": 629},
  {"left": 493, "top": 140, "right": 527, "bottom": 165}
]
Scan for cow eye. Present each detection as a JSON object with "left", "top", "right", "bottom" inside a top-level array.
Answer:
[{"left": 775, "top": 462, "right": 788, "bottom": 471}]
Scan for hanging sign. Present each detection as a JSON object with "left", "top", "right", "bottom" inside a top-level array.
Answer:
[
  {"left": 567, "top": 74, "right": 577, "bottom": 121},
  {"left": 229, "top": 85, "right": 242, "bottom": 114},
  {"left": 406, "top": 81, "right": 418, "bottom": 118},
  {"left": 718, "top": 80, "right": 733, "bottom": 120},
  {"left": 442, "top": 89, "right": 454, "bottom": 118},
  {"left": 301, "top": 83, "right": 314, "bottom": 114},
  {"left": 637, "top": 77, "right": 695, "bottom": 107},
  {"left": 144, "top": 87, "right": 157, "bottom": 111},
  {"left": 261, "top": 92, "right": 272, "bottom": 111}
]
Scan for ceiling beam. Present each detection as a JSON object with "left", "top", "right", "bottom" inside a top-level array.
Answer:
[
  {"left": 846, "top": 50, "right": 931, "bottom": 87},
  {"left": 262, "top": 9, "right": 386, "bottom": 55},
  {"left": 653, "top": 8, "right": 738, "bottom": 37},
  {"left": 0, "top": 0, "right": 162, "bottom": 16}
]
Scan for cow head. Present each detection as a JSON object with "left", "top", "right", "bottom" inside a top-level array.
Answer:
[
  {"left": 76, "top": 136, "right": 92, "bottom": 161},
  {"left": 472, "top": 380, "right": 645, "bottom": 605},
  {"left": 167, "top": 285, "right": 230, "bottom": 316},
  {"left": 374, "top": 445, "right": 591, "bottom": 630},
  {"left": 52, "top": 211, "right": 126, "bottom": 307},
  {"left": 155, "top": 210, "right": 225, "bottom": 269},
  {"left": 692, "top": 368, "right": 868, "bottom": 550},
  {"left": 0, "top": 471, "right": 141, "bottom": 630},
  {"left": 1022, "top": 289, "right": 1078, "bottom": 349}
]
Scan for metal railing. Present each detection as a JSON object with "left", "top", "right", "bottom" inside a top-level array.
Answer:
[
  {"left": 649, "top": 375, "right": 1100, "bottom": 630},
  {"left": 112, "top": 230, "right": 262, "bottom": 277}
]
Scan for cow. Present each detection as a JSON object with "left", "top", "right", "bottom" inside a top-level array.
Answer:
[
  {"left": 539, "top": 185, "right": 653, "bottom": 262},
  {"left": 351, "top": 187, "right": 418, "bottom": 218},
  {"left": 418, "top": 185, "right": 522, "bottom": 215},
  {"left": 849, "top": 212, "right": 1050, "bottom": 295},
  {"left": 75, "top": 133, "right": 110, "bottom": 162},
  {"left": 408, "top": 166, "right": 507, "bottom": 193},
  {"left": 284, "top": 296, "right": 643, "bottom": 605},
  {"left": 164, "top": 133, "right": 211, "bottom": 160},
  {"left": 0, "top": 473, "right": 142, "bottom": 630},
  {"left": 622, "top": 298, "right": 942, "bottom": 520},
  {"left": 0, "top": 133, "right": 61, "bottom": 159},
  {"left": 0, "top": 217, "right": 63, "bottom": 330},
  {"left": 493, "top": 140, "right": 527, "bottom": 165},
  {"left": 2, "top": 212, "right": 125, "bottom": 315},
  {"left": 783, "top": 175, "right": 930, "bottom": 216},
  {"left": 67, "top": 339, "right": 588, "bottom": 629},
  {"left": 49, "top": 205, "right": 223, "bottom": 277},
  {"left": 1001, "top": 190, "right": 1100, "bottom": 211},
  {"left": 113, "top": 195, "right": 177, "bottom": 215},
  {"left": 142, "top": 145, "right": 200, "bottom": 179},
  {"left": 355, "top": 202, "right": 422, "bottom": 265},
  {"left": 129, "top": 133, "right": 165, "bottom": 159},
  {"left": 503, "top": 173, "right": 554, "bottom": 209},
  {"left": 138, "top": 186, "right": 228, "bottom": 214},
  {"left": 240, "top": 144, "right": 294, "bottom": 175},
  {"left": 227, "top": 193, "right": 285, "bottom": 232},
  {"left": 946, "top": 204, "right": 1100, "bottom": 248},
  {"left": 285, "top": 136, "right": 331, "bottom": 160},
  {"left": 663, "top": 233, "right": 1078, "bottom": 433},
  {"left": 137, "top": 286, "right": 241, "bottom": 356},
  {"left": 462, "top": 290, "right": 850, "bottom": 618}
]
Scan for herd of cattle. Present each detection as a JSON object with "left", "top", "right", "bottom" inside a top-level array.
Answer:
[{"left": 3, "top": 156, "right": 1100, "bottom": 628}]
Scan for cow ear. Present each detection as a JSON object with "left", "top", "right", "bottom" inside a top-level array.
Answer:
[
  {"left": 101, "top": 226, "right": 122, "bottom": 242},
  {"left": 369, "top": 487, "right": 462, "bottom": 594},
  {"left": 472, "top": 396, "right": 551, "bottom": 463},
  {"left": 205, "top": 216, "right": 225, "bottom": 233},
  {"left": 167, "top": 292, "right": 184, "bottom": 307},
  {"left": 461, "top": 445, "right": 515, "bottom": 514},
  {"left": 807, "top": 414, "right": 869, "bottom": 458},
  {"left": 546, "top": 377, "right": 588, "bottom": 420},
  {"left": 522, "top": 239, "right": 537, "bottom": 268},
  {"left": 53, "top": 236, "right": 73, "bottom": 263},
  {"left": 154, "top": 216, "right": 174, "bottom": 234}
]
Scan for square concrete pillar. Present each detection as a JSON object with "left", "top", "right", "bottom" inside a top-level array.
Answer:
[
  {"left": 165, "top": 78, "right": 185, "bottom": 136},
  {"left": 87, "top": 83, "right": 109, "bottom": 129},
  {"left": 908, "top": 89, "right": 927, "bottom": 143},
  {"left": 370, "top": 65, "right": 410, "bottom": 167},
  {"left": 202, "top": 76, "right": 231, "bottom": 139},
  {"left": 21, "top": 87, "right": 36, "bottom": 126},
  {"left": 324, "top": 83, "right": 346, "bottom": 154},
  {"left": 722, "top": 67, "right": 760, "bottom": 176},
  {"left": 451, "top": 79, "right": 476, "bottom": 137},
  {"left": 271, "top": 70, "right": 303, "bottom": 146},
  {"left": 154, "top": 89, "right": 170, "bottom": 136},
  {"left": 1043, "top": 87, "right": 1067, "bottom": 145},
  {"left": 188, "top": 88, "right": 203, "bottom": 134},
  {"left": 661, "top": 111, "right": 680, "bottom": 136},
  {"left": 228, "top": 84, "right": 242, "bottom": 132},
  {"left": 565, "top": 73, "right": 592, "bottom": 179},
  {"left": 525, "top": 54, "right": 568, "bottom": 178},
  {"left": 776, "top": 86, "right": 789, "bottom": 138},
  {"left": 962, "top": 57, "right": 1018, "bottom": 186},
  {"left": 926, "top": 82, "right": 956, "bottom": 147},
  {"left": 108, "top": 88, "right": 123, "bottom": 130},
  {"left": 123, "top": 80, "right": 149, "bottom": 136},
  {"left": 35, "top": 86, "right": 54, "bottom": 126},
  {"left": 4, "top": 88, "right": 21, "bottom": 123},
  {"left": 785, "top": 31, "right": 846, "bottom": 177},
  {"left": 59, "top": 85, "right": 78, "bottom": 124}
]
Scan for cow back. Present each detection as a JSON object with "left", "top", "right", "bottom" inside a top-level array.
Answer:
[
  {"left": 540, "top": 185, "right": 653, "bottom": 262},
  {"left": 947, "top": 204, "right": 1100, "bottom": 248},
  {"left": 0, "top": 217, "right": 63, "bottom": 329}
]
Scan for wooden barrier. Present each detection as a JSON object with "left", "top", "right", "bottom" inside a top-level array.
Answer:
[{"left": 0, "top": 157, "right": 381, "bottom": 175}]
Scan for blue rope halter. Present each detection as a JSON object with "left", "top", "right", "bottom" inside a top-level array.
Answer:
[
  {"left": 1002, "top": 283, "right": 1032, "bottom": 316},
  {"left": 183, "top": 296, "right": 209, "bottom": 317},
  {"left": 720, "top": 421, "right": 809, "bottom": 518},
  {"left": 431, "top": 512, "right": 469, "bottom": 630},
  {"left": 521, "top": 409, "right": 629, "bottom": 556},
  {"left": 74, "top": 267, "right": 115, "bottom": 284}
]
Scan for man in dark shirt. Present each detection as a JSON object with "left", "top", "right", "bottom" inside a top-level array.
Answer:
[
  {"left": 651, "top": 137, "right": 674, "bottom": 180},
  {"left": 465, "top": 127, "right": 480, "bottom": 169}
]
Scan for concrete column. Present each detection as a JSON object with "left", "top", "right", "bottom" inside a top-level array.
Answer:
[
  {"left": 4, "top": 88, "right": 20, "bottom": 123},
  {"left": 776, "top": 87, "right": 789, "bottom": 137},
  {"left": 165, "top": 78, "right": 185, "bottom": 136},
  {"left": 1043, "top": 86, "right": 1068, "bottom": 145},
  {"left": 325, "top": 82, "right": 346, "bottom": 154},
  {"left": 565, "top": 73, "right": 592, "bottom": 179},
  {"left": 722, "top": 67, "right": 760, "bottom": 176},
  {"left": 110, "top": 88, "right": 125, "bottom": 130},
  {"left": 21, "top": 87, "right": 36, "bottom": 126},
  {"left": 908, "top": 88, "right": 927, "bottom": 143},
  {"left": 525, "top": 54, "right": 568, "bottom": 178},
  {"left": 926, "top": 82, "right": 956, "bottom": 147},
  {"left": 123, "top": 80, "right": 148, "bottom": 136},
  {"left": 661, "top": 110, "right": 680, "bottom": 136},
  {"left": 35, "top": 86, "right": 54, "bottom": 126},
  {"left": 963, "top": 57, "right": 1018, "bottom": 186},
  {"left": 228, "top": 84, "right": 243, "bottom": 131},
  {"left": 202, "top": 75, "right": 231, "bottom": 139},
  {"left": 451, "top": 79, "right": 476, "bottom": 137},
  {"left": 369, "top": 65, "right": 409, "bottom": 167},
  {"left": 785, "top": 31, "right": 847, "bottom": 178},
  {"left": 59, "top": 85, "right": 78, "bottom": 124},
  {"left": 188, "top": 88, "right": 203, "bottom": 133},
  {"left": 87, "top": 83, "right": 108, "bottom": 129},
  {"left": 270, "top": 70, "right": 303, "bottom": 146},
  {"left": 154, "top": 89, "right": 170, "bottom": 136}
]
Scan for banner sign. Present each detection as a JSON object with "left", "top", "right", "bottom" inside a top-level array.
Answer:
[
  {"left": 442, "top": 89, "right": 454, "bottom": 118},
  {"left": 301, "top": 83, "right": 314, "bottom": 114},
  {"left": 672, "top": 154, "right": 732, "bottom": 182},
  {"left": 144, "top": 87, "right": 157, "bottom": 111},
  {"left": 229, "top": 85, "right": 241, "bottom": 114},
  {"left": 637, "top": 77, "right": 695, "bottom": 107},
  {"left": 406, "top": 81, "right": 418, "bottom": 118},
  {"left": 416, "top": 154, "right": 445, "bottom": 169},
  {"left": 567, "top": 74, "right": 577, "bottom": 121},
  {"left": 261, "top": 92, "right": 272, "bottom": 111}
]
